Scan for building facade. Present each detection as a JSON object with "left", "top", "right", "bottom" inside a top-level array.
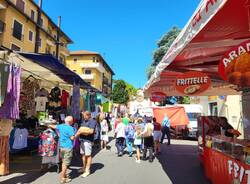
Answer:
[
  {"left": 66, "top": 50, "right": 114, "bottom": 96},
  {"left": 0, "top": 0, "right": 72, "bottom": 63}
]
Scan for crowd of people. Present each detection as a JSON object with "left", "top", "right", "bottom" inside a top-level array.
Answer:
[
  {"left": 113, "top": 114, "right": 171, "bottom": 163},
  {"left": 48, "top": 111, "right": 171, "bottom": 183}
]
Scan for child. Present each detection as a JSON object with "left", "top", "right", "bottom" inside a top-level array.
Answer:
[{"left": 134, "top": 124, "right": 142, "bottom": 163}]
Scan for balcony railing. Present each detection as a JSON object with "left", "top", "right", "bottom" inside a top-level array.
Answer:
[
  {"left": 80, "top": 74, "right": 95, "bottom": 80},
  {"left": 80, "top": 63, "right": 105, "bottom": 73}
]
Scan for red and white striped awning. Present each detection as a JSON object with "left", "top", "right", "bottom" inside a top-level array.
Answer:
[{"left": 144, "top": 0, "right": 250, "bottom": 96}]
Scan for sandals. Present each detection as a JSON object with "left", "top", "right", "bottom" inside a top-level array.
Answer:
[{"left": 60, "top": 178, "right": 72, "bottom": 183}]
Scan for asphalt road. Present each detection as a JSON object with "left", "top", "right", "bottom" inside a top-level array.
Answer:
[{"left": 0, "top": 138, "right": 210, "bottom": 184}]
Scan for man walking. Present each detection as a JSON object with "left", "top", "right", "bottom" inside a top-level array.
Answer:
[
  {"left": 160, "top": 115, "right": 171, "bottom": 145},
  {"left": 50, "top": 116, "right": 75, "bottom": 183},
  {"left": 76, "top": 111, "right": 97, "bottom": 178}
]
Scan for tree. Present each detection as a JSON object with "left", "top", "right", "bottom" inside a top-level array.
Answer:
[
  {"left": 112, "top": 80, "right": 129, "bottom": 104},
  {"left": 147, "top": 26, "right": 181, "bottom": 79},
  {"left": 125, "top": 83, "right": 137, "bottom": 100}
]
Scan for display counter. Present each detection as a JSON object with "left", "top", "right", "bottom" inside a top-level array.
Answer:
[{"left": 203, "top": 135, "right": 250, "bottom": 184}]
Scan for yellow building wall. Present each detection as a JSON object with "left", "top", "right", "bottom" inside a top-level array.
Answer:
[
  {"left": 0, "top": 0, "right": 71, "bottom": 58},
  {"left": 66, "top": 54, "right": 110, "bottom": 91}
]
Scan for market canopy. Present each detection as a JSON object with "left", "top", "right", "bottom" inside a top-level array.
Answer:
[
  {"left": 16, "top": 52, "right": 98, "bottom": 91},
  {"left": 144, "top": 0, "right": 249, "bottom": 96}
]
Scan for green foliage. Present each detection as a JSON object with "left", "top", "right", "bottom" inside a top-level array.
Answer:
[
  {"left": 126, "top": 83, "right": 137, "bottom": 100},
  {"left": 112, "top": 80, "right": 129, "bottom": 104},
  {"left": 147, "top": 26, "right": 181, "bottom": 79}
]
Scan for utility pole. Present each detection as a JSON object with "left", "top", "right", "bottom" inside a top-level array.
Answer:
[
  {"left": 35, "top": 0, "right": 42, "bottom": 53},
  {"left": 55, "top": 16, "right": 61, "bottom": 60}
]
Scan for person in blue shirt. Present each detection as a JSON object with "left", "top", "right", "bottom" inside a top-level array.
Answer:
[
  {"left": 50, "top": 116, "right": 75, "bottom": 183},
  {"left": 160, "top": 115, "right": 171, "bottom": 145}
]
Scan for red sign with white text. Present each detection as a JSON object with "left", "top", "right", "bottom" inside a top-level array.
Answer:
[
  {"left": 175, "top": 71, "right": 211, "bottom": 95},
  {"left": 218, "top": 40, "right": 250, "bottom": 87},
  {"left": 204, "top": 148, "right": 250, "bottom": 184}
]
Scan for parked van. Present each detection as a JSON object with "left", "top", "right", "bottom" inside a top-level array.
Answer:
[{"left": 178, "top": 104, "right": 203, "bottom": 139}]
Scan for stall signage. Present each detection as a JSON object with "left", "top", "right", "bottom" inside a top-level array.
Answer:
[
  {"left": 228, "top": 160, "right": 250, "bottom": 183},
  {"left": 150, "top": 92, "right": 166, "bottom": 102},
  {"left": 219, "top": 40, "right": 250, "bottom": 87},
  {"left": 175, "top": 71, "right": 211, "bottom": 95}
]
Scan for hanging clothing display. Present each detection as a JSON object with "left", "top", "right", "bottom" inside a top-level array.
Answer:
[
  {"left": 12, "top": 128, "right": 28, "bottom": 150},
  {"left": 71, "top": 84, "right": 80, "bottom": 119},
  {"left": 38, "top": 128, "right": 58, "bottom": 157},
  {"left": 0, "top": 65, "right": 21, "bottom": 119},
  {"left": 48, "top": 87, "right": 62, "bottom": 120},
  {"left": 35, "top": 96, "right": 48, "bottom": 112},
  {"left": 0, "top": 63, "right": 10, "bottom": 107},
  {"left": 0, "top": 136, "right": 9, "bottom": 175},
  {"left": 19, "top": 75, "right": 39, "bottom": 116},
  {"left": 35, "top": 88, "right": 49, "bottom": 97},
  {"left": 61, "top": 90, "right": 69, "bottom": 108},
  {"left": 0, "top": 119, "right": 12, "bottom": 176}
]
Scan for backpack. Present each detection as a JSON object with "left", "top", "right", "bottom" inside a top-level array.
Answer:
[
  {"left": 38, "top": 129, "right": 58, "bottom": 157},
  {"left": 126, "top": 124, "right": 135, "bottom": 139}
]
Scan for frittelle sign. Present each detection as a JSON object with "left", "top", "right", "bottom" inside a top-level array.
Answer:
[
  {"left": 175, "top": 71, "right": 211, "bottom": 95},
  {"left": 218, "top": 40, "right": 250, "bottom": 87}
]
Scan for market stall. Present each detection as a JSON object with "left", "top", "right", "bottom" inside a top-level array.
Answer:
[
  {"left": 0, "top": 51, "right": 97, "bottom": 175},
  {"left": 144, "top": 0, "right": 250, "bottom": 183}
]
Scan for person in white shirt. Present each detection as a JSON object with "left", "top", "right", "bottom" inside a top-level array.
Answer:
[
  {"left": 115, "top": 119, "right": 126, "bottom": 156},
  {"left": 100, "top": 113, "right": 109, "bottom": 149},
  {"left": 141, "top": 119, "right": 154, "bottom": 162}
]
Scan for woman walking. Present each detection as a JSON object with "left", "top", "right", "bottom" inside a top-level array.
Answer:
[
  {"left": 100, "top": 113, "right": 109, "bottom": 149},
  {"left": 125, "top": 118, "right": 135, "bottom": 157},
  {"left": 153, "top": 117, "right": 162, "bottom": 155}
]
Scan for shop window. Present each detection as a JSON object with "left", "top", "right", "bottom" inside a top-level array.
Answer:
[
  {"left": 12, "top": 20, "right": 23, "bottom": 40},
  {"left": 11, "top": 44, "right": 21, "bottom": 51},
  {"left": 85, "top": 69, "right": 92, "bottom": 75},
  {"left": 28, "top": 30, "right": 33, "bottom": 42},
  {"left": 30, "top": 10, "right": 35, "bottom": 21},
  {"left": 16, "top": 0, "right": 25, "bottom": 13}
]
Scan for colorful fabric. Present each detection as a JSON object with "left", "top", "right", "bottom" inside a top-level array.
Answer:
[
  {"left": 61, "top": 90, "right": 69, "bottom": 108},
  {"left": 0, "top": 136, "right": 9, "bottom": 176},
  {"left": 0, "top": 65, "right": 21, "bottom": 119},
  {"left": 71, "top": 85, "right": 80, "bottom": 119},
  {"left": 39, "top": 129, "right": 58, "bottom": 157}
]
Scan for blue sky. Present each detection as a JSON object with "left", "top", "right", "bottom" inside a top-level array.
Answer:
[{"left": 39, "top": 0, "right": 200, "bottom": 88}]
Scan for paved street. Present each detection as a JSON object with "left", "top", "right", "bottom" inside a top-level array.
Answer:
[{"left": 0, "top": 138, "right": 210, "bottom": 184}]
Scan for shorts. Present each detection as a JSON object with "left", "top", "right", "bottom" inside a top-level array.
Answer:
[
  {"left": 80, "top": 141, "right": 93, "bottom": 156},
  {"left": 135, "top": 145, "right": 142, "bottom": 150},
  {"left": 154, "top": 131, "right": 162, "bottom": 141},
  {"left": 61, "top": 148, "right": 73, "bottom": 166}
]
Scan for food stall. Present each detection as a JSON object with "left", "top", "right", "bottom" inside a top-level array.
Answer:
[{"left": 144, "top": 0, "right": 250, "bottom": 183}]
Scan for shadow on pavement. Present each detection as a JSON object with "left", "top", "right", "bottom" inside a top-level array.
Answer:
[{"left": 155, "top": 141, "right": 211, "bottom": 184}]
